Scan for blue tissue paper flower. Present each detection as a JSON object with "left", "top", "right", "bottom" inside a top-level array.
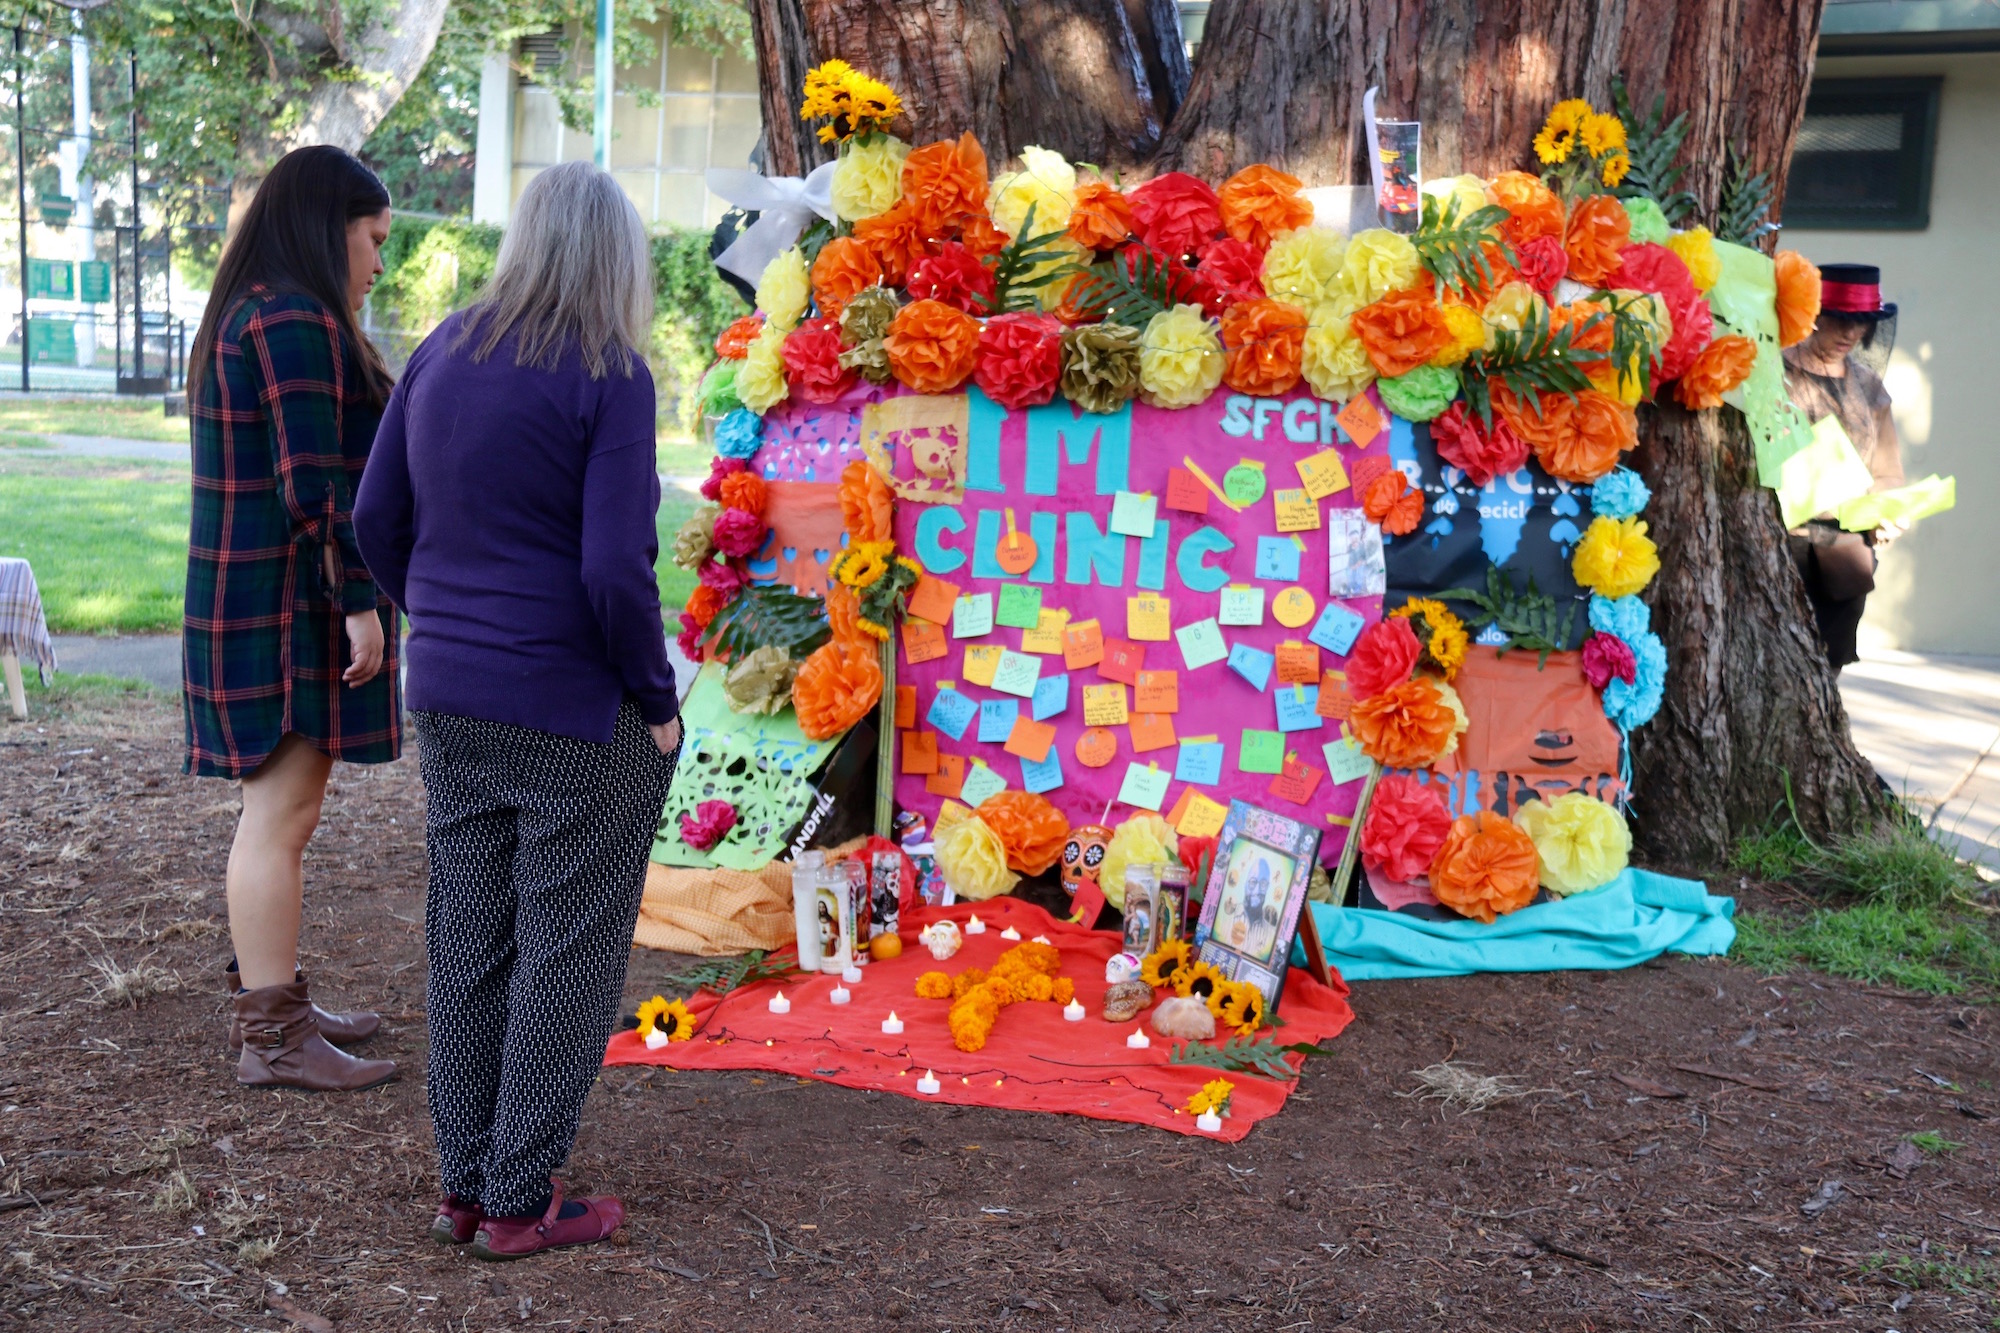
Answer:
[
  {"left": 1602, "top": 628, "right": 1666, "bottom": 729},
  {"left": 1590, "top": 467, "right": 1651, "bottom": 520},
  {"left": 714, "top": 408, "right": 765, "bottom": 460},
  {"left": 1589, "top": 594, "right": 1650, "bottom": 643}
]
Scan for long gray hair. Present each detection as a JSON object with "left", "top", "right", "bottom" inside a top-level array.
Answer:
[{"left": 458, "top": 161, "right": 654, "bottom": 378}]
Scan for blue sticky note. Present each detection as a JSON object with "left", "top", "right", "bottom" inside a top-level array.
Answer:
[
  {"left": 1031, "top": 672, "right": 1070, "bottom": 722},
  {"left": 1174, "top": 740, "right": 1224, "bottom": 786},
  {"left": 978, "top": 698, "right": 1020, "bottom": 743},
  {"left": 1254, "top": 535, "right": 1302, "bottom": 582},
  {"left": 927, "top": 688, "right": 977, "bottom": 741},
  {"left": 1228, "top": 643, "right": 1275, "bottom": 691},
  {"left": 1021, "top": 747, "right": 1065, "bottom": 794},
  {"left": 1274, "top": 684, "right": 1322, "bottom": 733},
  {"left": 1308, "top": 602, "right": 1367, "bottom": 656}
]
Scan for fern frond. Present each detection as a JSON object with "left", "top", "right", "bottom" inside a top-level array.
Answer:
[
  {"left": 1415, "top": 194, "right": 1515, "bottom": 299},
  {"left": 985, "top": 201, "right": 1087, "bottom": 313},
  {"left": 1716, "top": 146, "right": 1780, "bottom": 247},
  {"left": 1168, "top": 1034, "right": 1329, "bottom": 1080},
  {"left": 1610, "top": 75, "right": 1698, "bottom": 225},
  {"left": 1063, "top": 245, "right": 1179, "bottom": 326},
  {"left": 1460, "top": 305, "right": 1603, "bottom": 429},
  {"left": 1435, "top": 566, "right": 1581, "bottom": 663}
]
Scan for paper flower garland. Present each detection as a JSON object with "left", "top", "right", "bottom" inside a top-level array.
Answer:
[{"left": 1514, "top": 793, "right": 1631, "bottom": 895}]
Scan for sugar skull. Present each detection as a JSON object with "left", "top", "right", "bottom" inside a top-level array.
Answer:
[{"left": 1060, "top": 824, "right": 1112, "bottom": 896}]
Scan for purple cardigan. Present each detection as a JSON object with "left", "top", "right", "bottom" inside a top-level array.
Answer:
[{"left": 353, "top": 312, "right": 678, "bottom": 743}]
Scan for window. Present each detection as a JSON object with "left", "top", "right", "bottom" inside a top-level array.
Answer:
[{"left": 1785, "top": 77, "right": 1941, "bottom": 230}]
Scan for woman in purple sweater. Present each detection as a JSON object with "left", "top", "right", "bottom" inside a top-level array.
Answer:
[{"left": 354, "top": 162, "right": 679, "bottom": 1260}]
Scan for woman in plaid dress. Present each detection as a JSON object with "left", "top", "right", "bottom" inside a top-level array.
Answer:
[{"left": 182, "top": 146, "right": 400, "bottom": 1093}]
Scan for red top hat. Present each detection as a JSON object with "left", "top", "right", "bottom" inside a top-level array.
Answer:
[{"left": 1816, "top": 263, "right": 1896, "bottom": 321}]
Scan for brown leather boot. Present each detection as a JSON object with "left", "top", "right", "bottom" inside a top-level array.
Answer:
[
  {"left": 224, "top": 959, "right": 380, "bottom": 1050},
  {"left": 234, "top": 981, "right": 397, "bottom": 1092}
]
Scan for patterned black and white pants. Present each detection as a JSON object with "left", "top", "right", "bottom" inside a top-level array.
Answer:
[{"left": 414, "top": 701, "right": 675, "bottom": 1217}]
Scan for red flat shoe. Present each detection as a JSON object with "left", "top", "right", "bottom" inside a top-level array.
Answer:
[
  {"left": 429, "top": 1195, "right": 483, "bottom": 1245},
  {"left": 468, "top": 1179, "right": 623, "bottom": 1261}
]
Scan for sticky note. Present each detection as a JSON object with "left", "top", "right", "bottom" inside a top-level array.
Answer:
[
  {"left": 1296, "top": 448, "right": 1350, "bottom": 500},
  {"left": 1316, "top": 673, "right": 1354, "bottom": 720},
  {"left": 1004, "top": 715, "right": 1057, "bottom": 763},
  {"left": 1135, "top": 669, "right": 1179, "bottom": 714},
  {"left": 1164, "top": 786, "right": 1196, "bottom": 831},
  {"left": 990, "top": 649, "right": 1042, "bottom": 699},
  {"left": 1117, "top": 762, "right": 1171, "bottom": 812},
  {"left": 1255, "top": 536, "right": 1302, "bottom": 582},
  {"left": 901, "top": 729, "right": 939, "bottom": 775},
  {"left": 1228, "top": 643, "right": 1275, "bottom": 691},
  {"left": 1275, "top": 642, "right": 1321, "bottom": 686},
  {"left": 1175, "top": 740, "right": 1224, "bottom": 786},
  {"left": 1021, "top": 606, "right": 1070, "bottom": 654},
  {"left": 1349, "top": 454, "right": 1393, "bottom": 497},
  {"left": 1030, "top": 672, "right": 1070, "bottom": 722},
  {"left": 1075, "top": 727, "right": 1118, "bottom": 768},
  {"left": 1165, "top": 467, "right": 1210, "bottom": 515},
  {"left": 1020, "top": 746, "right": 1065, "bottom": 795},
  {"left": 926, "top": 753, "right": 966, "bottom": 798},
  {"left": 952, "top": 592, "right": 994, "bottom": 638},
  {"left": 1126, "top": 593, "right": 1172, "bottom": 642},
  {"left": 927, "top": 688, "right": 977, "bottom": 741},
  {"left": 1323, "top": 736, "right": 1374, "bottom": 784},
  {"left": 1218, "top": 585, "right": 1265, "bottom": 627},
  {"left": 1063, "top": 618, "right": 1104, "bottom": 670},
  {"left": 996, "top": 582, "right": 1043, "bottom": 630},
  {"left": 903, "top": 618, "right": 947, "bottom": 665},
  {"left": 1336, "top": 392, "right": 1384, "bottom": 447},
  {"left": 959, "top": 762, "right": 1008, "bottom": 809},
  {"left": 1082, "top": 683, "right": 1130, "bottom": 727},
  {"left": 963, "top": 644, "right": 1003, "bottom": 687},
  {"left": 907, "top": 574, "right": 960, "bottom": 625},
  {"left": 977, "top": 698, "right": 1020, "bottom": 743},
  {"left": 1129, "top": 712, "right": 1177, "bottom": 753},
  {"left": 1099, "top": 638, "right": 1146, "bottom": 685},
  {"left": 1269, "top": 756, "right": 1324, "bottom": 805},
  {"left": 1239, "top": 730, "right": 1285, "bottom": 775},
  {"left": 1273, "top": 586, "right": 1316, "bottom": 629},
  {"left": 1308, "top": 602, "right": 1366, "bottom": 655},
  {"left": 1176, "top": 791, "right": 1229, "bottom": 838},
  {"left": 1176, "top": 618, "right": 1227, "bottom": 670},
  {"left": 1274, "top": 684, "right": 1322, "bottom": 733},
  {"left": 894, "top": 684, "right": 917, "bottom": 729},
  {"left": 1222, "top": 460, "right": 1267, "bottom": 506},
  {"left": 1273, "top": 488, "right": 1321, "bottom": 533},
  {"left": 1110, "top": 490, "right": 1158, "bottom": 537}
]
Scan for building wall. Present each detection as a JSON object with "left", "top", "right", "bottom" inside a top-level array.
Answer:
[{"left": 1787, "top": 51, "right": 2000, "bottom": 656}]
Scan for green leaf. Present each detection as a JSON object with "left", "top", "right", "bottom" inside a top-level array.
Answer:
[
  {"left": 1167, "top": 1033, "right": 1328, "bottom": 1080},
  {"left": 1063, "top": 246, "right": 1180, "bottom": 326},
  {"left": 985, "top": 202, "right": 1087, "bottom": 313},
  {"left": 1436, "top": 566, "right": 1582, "bottom": 663},
  {"left": 641, "top": 949, "right": 804, "bottom": 999},
  {"left": 1461, "top": 303, "right": 1604, "bottom": 429},
  {"left": 1610, "top": 75, "right": 1698, "bottom": 225},
  {"left": 703, "top": 584, "right": 834, "bottom": 664},
  {"left": 1415, "top": 194, "right": 1516, "bottom": 299},
  {"left": 1717, "top": 146, "right": 1781, "bottom": 247}
]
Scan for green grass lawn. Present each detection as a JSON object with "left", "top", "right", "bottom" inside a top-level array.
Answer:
[{"left": 0, "top": 396, "right": 190, "bottom": 443}]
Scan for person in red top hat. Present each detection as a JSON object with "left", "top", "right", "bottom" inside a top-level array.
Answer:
[{"left": 1782, "top": 262, "right": 1905, "bottom": 670}]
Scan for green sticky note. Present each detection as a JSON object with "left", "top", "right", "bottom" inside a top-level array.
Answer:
[
  {"left": 1223, "top": 462, "right": 1267, "bottom": 506},
  {"left": 996, "top": 582, "right": 1043, "bottom": 630},
  {"left": 1117, "top": 761, "right": 1171, "bottom": 812},
  {"left": 1110, "top": 490, "right": 1158, "bottom": 538},
  {"left": 1323, "top": 736, "right": 1373, "bottom": 785},
  {"left": 952, "top": 592, "right": 994, "bottom": 639},
  {"left": 959, "top": 763, "right": 1008, "bottom": 808},
  {"left": 989, "top": 649, "right": 1043, "bottom": 699},
  {"left": 1176, "top": 617, "right": 1227, "bottom": 670},
  {"left": 1239, "top": 730, "right": 1284, "bottom": 775},
  {"left": 1218, "top": 585, "right": 1265, "bottom": 627}
]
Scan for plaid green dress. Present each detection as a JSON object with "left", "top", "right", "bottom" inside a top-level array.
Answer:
[{"left": 182, "top": 290, "right": 402, "bottom": 778}]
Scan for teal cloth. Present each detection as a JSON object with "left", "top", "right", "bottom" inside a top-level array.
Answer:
[{"left": 1300, "top": 868, "right": 1736, "bottom": 981}]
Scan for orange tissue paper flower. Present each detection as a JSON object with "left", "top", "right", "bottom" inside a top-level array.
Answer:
[
  {"left": 956, "top": 211, "right": 1010, "bottom": 259},
  {"left": 791, "top": 637, "right": 883, "bottom": 741},
  {"left": 1491, "top": 380, "right": 1575, "bottom": 455},
  {"left": 717, "top": 469, "right": 768, "bottom": 518},
  {"left": 824, "top": 580, "right": 865, "bottom": 645},
  {"left": 1067, "top": 180, "right": 1134, "bottom": 250},
  {"left": 810, "top": 237, "right": 883, "bottom": 318},
  {"left": 1217, "top": 164, "right": 1313, "bottom": 250},
  {"left": 714, "top": 314, "right": 764, "bottom": 360},
  {"left": 1674, "top": 334, "right": 1759, "bottom": 410},
  {"left": 1773, "top": 250, "right": 1822, "bottom": 350},
  {"left": 1562, "top": 194, "right": 1631, "bottom": 287},
  {"left": 851, "top": 201, "right": 932, "bottom": 287},
  {"left": 902, "top": 132, "right": 990, "bottom": 234},
  {"left": 1430, "top": 811, "right": 1541, "bottom": 924},
  {"left": 838, "top": 458, "right": 894, "bottom": 544},
  {"left": 1220, "top": 298, "right": 1308, "bottom": 395},
  {"left": 1534, "top": 389, "right": 1636, "bottom": 484},
  {"left": 684, "top": 582, "right": 729, "bottom": 631},
  {"left": 884, "top": 298, "right": 982, "bottom": 394},
  {"left": 1362, "top": 469, "right": 1424, "bottom": 536},
  {"left": 1489, "top": 171, "right": 1566, "bottom": 245},
  {"left": 1350, "top": 288, "right": 1453, "bottom": 378},
  {"left": 1350, "top": 675, "right": 1460, "bottom": 770},
  {"left": 977, "top": 791, "right": 1071, "bottom": 876}
]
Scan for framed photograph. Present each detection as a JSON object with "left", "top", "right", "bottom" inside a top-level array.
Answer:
[
  {"left": 1326, "top": 508, "right": 1386, "bottom": 598},
  {"left": 1193, "top": 801, "right": 1325, "bottom": 1009}
]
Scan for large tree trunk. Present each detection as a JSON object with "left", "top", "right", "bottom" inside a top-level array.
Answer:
[{"left": 756, "top": 0, "right": 1888, "bottom": 869}]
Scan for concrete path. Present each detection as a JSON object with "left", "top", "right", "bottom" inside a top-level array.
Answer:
[{"left": 13, "top": 433, "right": 187, "bottom": 463}]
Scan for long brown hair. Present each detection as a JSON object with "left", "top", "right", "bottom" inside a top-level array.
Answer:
[{"left": 188, "top": 146, "right": 395, "bottom": 408}]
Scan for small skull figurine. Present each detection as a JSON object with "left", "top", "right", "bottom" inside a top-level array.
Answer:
[
  {"left": 918, "top": 919, "right": 963, "bottom": 961},
  {"left": 1060, "top": 824, "right": 1112, "bottom": 897}
]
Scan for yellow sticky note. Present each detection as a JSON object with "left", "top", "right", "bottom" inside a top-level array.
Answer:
[
  {"left": 1177, "top": 792, "right": 1229, "bottom": 839},
  {"left": 1021, "top": 606, "right": 1071, "bottom": 655},
  {"left": 1082, "top": 683, "right": 1130, "bottom": 727},
  {"left": 1126, "top": 593, "right": 1172, "bottom": 642},
  {"left": 963, "top": 644, "right": 1004, "bottom": 687},
  {"left": 1295, "top": 449, "right": 1350, "bottom": 500},
  {"left": 1272, "top": 487, "right": 1322, "bottom": 533}
]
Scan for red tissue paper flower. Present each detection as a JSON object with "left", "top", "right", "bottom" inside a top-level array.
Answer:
[
  {"left": 1360, "top": 774, "right": 1453, "bottom": 883},
  {"left": 1513, "top": 234, "right": 1568, "bottom": 296},
  {"left": 1345, "top": 617, "right": 1423, "bottom": 701},
  {"left": 1126, "top": 172, "right": 1224, "bottom": 259},
  {"left": 711, "top": 507, "right": 767, "bottom": 560},
  {"left": 1580, "top": 632, "right": 1639, "bottom": 690},
  {"left": 1431, "top": 401, "right": 1530, "bottom": 487},
  {"left": 1195, "top": 237, "right": 1267, "bottom": 309},
  {"left": 906, "top": 241, "right": 998, "bottom": 315},
  {"left": 974, "top": 312, "right": 1064, "bottom": 410},
  {"left": 676, "top": 610, "right": 705, "bottom": 663},
  {"left": 780, "top": 316, "right": 856, "bottom": 405},
  {"left": 700, "top": 455, "right": 749, "bottom": 502},
  {"left": 680, "top": 800, "right": 738, "bottom": 852},
  {"left": 1178, "top": 835, "right": 1218, "bottom": 880},
  {"left": 1608, "top": 243, "right": 1712, "bottom": 382},
  {"left": 697, "top": 559, "right": 745, "bottom": 600}
]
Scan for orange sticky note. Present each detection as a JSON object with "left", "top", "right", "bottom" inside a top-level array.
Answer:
[
  {"left": 1129, "top": 711, "right": 1177, "bottom": 754},
  {"left": 1063, "top": 618, "right": 1105, "bottom": 670},
  {"left": 1126, "top": 594, "right": 1172, "bottom": 642},
  {"left": 894, "top": 685, "right": 917, "bottom": 729},
  {"left": 1021, "top": 606, "right": 1070, "bottom": 655},
  {"left": 963, "top": 644, "right": 1004, "bottom": 687},
  {"left": 1082, "top": 683, "right": 1129, "bottom": 727},
  {"left": 1164, "top": 786, "right": 1196, "bottom": 830},
  {"left": 903, "top": 618, "right": 947, "bottom": 665},
  {"left": 1275, "top": 642, "right": 1321, "bottom": 686},
  {"left": 1316, "top": 671, "right": 1355, "bottom": 720},
  {"left": 1164, "top": 466, "right": 1210, "bottom": 515},
  {"left": 1336, "top": 392, "right": 1384, "bottom": 446},
  {"left": 1295, "top": 448, "right": 1350, "bottom": 500},
  {"left": 901, "top": 729, "right": 939, "bottom": 775},
  {"left": 1003, "top": 716, "right": 1057, "bottom": 763},
  {"left": 1134, "top": 669, "right": 1180, "bottom": 714},
  {"left": 1099, "top": 637, "right": 1146, "bottom": 685},
  {"left": 907, "top": 574, "right": 960, "bottom": 625},
  {"left": 1348, "top": 454, "right": 1392, "bottom": 497},
  {"left": 1269, "top": 755, "right": 1324, "bottom": 805},
  {"left": 925, "top": 753, "right": 966, "bottom": 798}
]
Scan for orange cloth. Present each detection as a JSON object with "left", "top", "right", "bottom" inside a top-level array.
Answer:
[
  {"left": 1434, "top": 645, "right": 1624, "bottom": 816},
  {"left": 762, "top": 480, "right": 847, "bottom": 596},
  {"left": 633, "top": 862, "right": 795, "bottom": 956}
]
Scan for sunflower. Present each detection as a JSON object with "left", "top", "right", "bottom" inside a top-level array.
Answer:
[
  {"left": 799, "top": 60, "right": 903, "bottom": 144},
  {"left": 1599, "top": 151, "right": 1631, "bottom": 188},
  {"left": 637, "top": 995, "right": 696, "bottom": 1042},
  {"left": 1533, "top": 98, "right": 1592, "bottom": 165},
  {"left": 635, "top": 995, "right": 671, "bottom": 1038},
  {"left": 1185, "top": 1077, "right": 1236, "bottom": 1116},
  {"left": 833, "top": 540, "right": 893, "bottom": 590},
  {"left": 1216, "top": 980, "right": 1268, "bottom": 1036},
  {"left": 1578, "top": 112, "right": 1627, "bottom": 157},
  {"left": 1140, "top": 939, "right": 1192, "bottom": 990},
  {"left": 1391, "top": 598, "right": 1470, "bottom": 679},
  {"left": 1176, "top": 960, "right": 1227, "bottom": 1014}
]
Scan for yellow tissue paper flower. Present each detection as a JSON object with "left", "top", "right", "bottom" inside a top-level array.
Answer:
[
  {"left": 1572, "top": 515, "right": 1660, "bottom": 600},
  {"left": 1338, "top": 229, "right": 1422, "bottom": 308},
  {"left": 1138, "top": 303, "right": 1225, "bottom": 408},
  {"left": 1482, "top": 281, "right": 1549, "bottom": 335},
  {"left": 830, "top": 134, "right": 911, "bottom": 222},
  {"left": 1099, "top": 813, "right": 1176, "bottom": 912},
  {"left": 1029, "top": 234, "right": 1090, "bottom": 312},
  {"left": 1421, "top": 174, "right": 1490, "bottom": 222},
  {"left": 1301, "top": 305, "right": 1376, "bottom": 402},
  {"left": 1665, "top": 227, "right": 1721, "bottom": 293},
  {"left": 989, "top": 145, "right": 1076, "bottom": 238},
  {"left": 1433, "top": 303, "right": 1487, "bottom": 367},
  {"left": 736, "top": 322, "right": 791, "bottom": 414},
  {"left": 1434, "top": 678, "right": 1470, "bottom": 758},
  {"left": 1514, "top": 792, "right": 1631, "bottom": 895},
  {"left": 756, "top": 246, "right": 811, "bottom": 331},
  {"left": 934, "top": 800, "right": 1021, "bottom": 901},
  {"left": 1261, "top": 226, "right": 1347, "bottom": 307}
]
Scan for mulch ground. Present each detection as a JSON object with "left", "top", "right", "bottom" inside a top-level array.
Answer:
[{"left": 3, "top": 688, "right": 1996, "bottom": 1332}]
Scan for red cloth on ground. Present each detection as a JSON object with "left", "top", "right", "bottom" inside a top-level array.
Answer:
[{"left": 605, "top": 898, "right": 1353, "bottom": 1140}]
